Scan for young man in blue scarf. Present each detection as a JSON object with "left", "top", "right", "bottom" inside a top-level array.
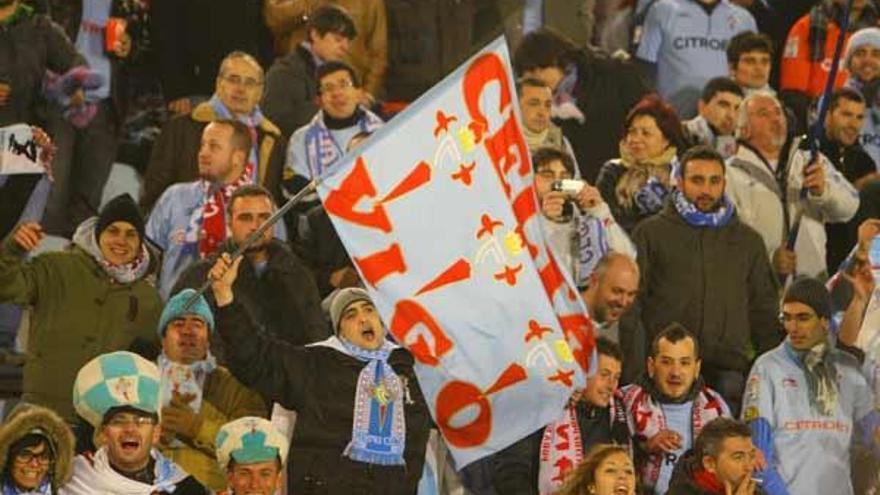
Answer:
[
  {"left": 207, "top": 254, "right": 431, "bottom": 494},
  {"left": 628, "top": 145, "right": 782, "bottom": 416}
]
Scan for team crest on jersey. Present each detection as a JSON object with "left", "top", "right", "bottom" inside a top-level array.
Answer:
[
  {"left": 784, "top": 37, "right": 799, "bottom": 58},
  {"left": 727, "top": 15, "right": 738, "bottom": 31}
]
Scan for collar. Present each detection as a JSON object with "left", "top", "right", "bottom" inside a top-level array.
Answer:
[
  {"left": 323, "top": 107, "right": 365, "bottom": 130},
  {"left": 110, "top": 457, "right": 155, "bottom": 485},
  {"left": 692, "top": 467, "right": 725, "bottom": 494},
  {"left": 637, "top": 373, "right": 704, "bottom": 404}
]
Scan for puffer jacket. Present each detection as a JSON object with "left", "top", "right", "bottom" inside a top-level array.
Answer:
[{"left": 0, "top": 403, "right": 75, "bottom": 493}]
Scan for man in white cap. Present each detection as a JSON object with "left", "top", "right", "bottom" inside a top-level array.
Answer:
[
  {"left": 208, "top": 253, "right": 431, "bottom": 493},
  {"left": 62, "top": 351, "right": 208, "bottom": 494},
  {"left": 845, "top": 27, "right": 880, "bottom": 169},
  {"left": 214, "top": 416, "right": 289, "bottom": 495}
]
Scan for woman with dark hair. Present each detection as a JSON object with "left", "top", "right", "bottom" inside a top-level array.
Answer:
[
  {"left": 557, "top": 444, "right": 637, "bottom": 495},
  {"left": 0, "top": 404, "right": 75, "bottom": 494},
  {"left": 596, "top": 94, "right": 685, "bottom": 233}
]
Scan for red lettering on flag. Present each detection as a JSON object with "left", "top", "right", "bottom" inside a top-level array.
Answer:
[
  {"left": 436, "top": 364, "right": 528, "bottom": 448},
  {"left": 381, "top": 161, "right": 432, "bottom": 204},
  {"left": 558, "top": 313, "right": 596, "bottom": 373},
  {"left": 353, "top": 243, "right": 407, "bottom": 287},
  {"left": 416, "top": 259, "right": 472, "bottom": 296},
  {"left": 324, "top": 156, "right": 393, "bottom": 233},
  {"left": 389, "top": 300, "right": 454, "bottom": 366}
]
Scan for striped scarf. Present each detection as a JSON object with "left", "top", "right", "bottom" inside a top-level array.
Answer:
[
  {"left": 197, "top": 163, "right": 253, "bottom": 258},
  {"left": 304, "top": 108, "right": 383, "bottom": 178}
]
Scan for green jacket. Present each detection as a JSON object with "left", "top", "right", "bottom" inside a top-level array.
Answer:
[{"left": 0, "top": 235, "right": 162, "bottom": 422}]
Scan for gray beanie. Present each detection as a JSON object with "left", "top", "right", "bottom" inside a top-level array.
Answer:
[
  {"left": 329, "top": 288, "right": 372, "bottom": 333},
  {"left": 846, "top": 27, "right": 880, "bottom": 68},
  {"left": 783, "top": 277, "right": 832, "bottom": 320}
]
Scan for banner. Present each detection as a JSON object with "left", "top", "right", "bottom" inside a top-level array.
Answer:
[
  {"left": 317, "top": 37, "right": 596, "bottom": 467},
  {"left": 0, "top": 124, "right": 43, "bottom": 175}
]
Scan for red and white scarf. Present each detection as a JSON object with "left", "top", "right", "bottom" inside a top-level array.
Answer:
[
  {"left": 620, "top": 382, "right": 729, "bottom": 489},
  {"left": 538, "top": 406, "right": 584, "bottom": 494},
  {"left": 198, "top": 163, "right": 253, "bottom": 258}
]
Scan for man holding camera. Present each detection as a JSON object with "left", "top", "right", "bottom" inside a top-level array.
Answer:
[
  {"left": 533, "top": 147, "right": 635, "bottom": 288},
  {"left": 628, "top": 145, "right": 781, "bottom": 415}
]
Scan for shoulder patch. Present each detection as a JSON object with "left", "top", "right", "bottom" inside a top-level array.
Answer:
[
  {"left": 784, "top": 36, "right": 799, "bottom": 58},
  {"left": 743, "top": 405, "right": 760, "bottom": 421}
]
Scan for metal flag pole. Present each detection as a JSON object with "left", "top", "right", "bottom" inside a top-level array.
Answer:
[{"left": 183, "top": 180, "right": 318, "bottom": 310}]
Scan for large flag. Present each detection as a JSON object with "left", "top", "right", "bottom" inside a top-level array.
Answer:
[{"left": 316, "top": 37, "right": 596, "bottom": 467}]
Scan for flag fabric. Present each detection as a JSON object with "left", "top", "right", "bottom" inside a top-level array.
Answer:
[
  {"left": 0, "top": 124, "right": 44, "bottom": 175},
  {"left": 316, "top": 37, "right": 597, "bottom": 467}
]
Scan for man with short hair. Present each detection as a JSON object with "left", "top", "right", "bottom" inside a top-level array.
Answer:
[
  {"left": 629, "top": 145, "right": 781, "bottom": 414},
  {"left": 620, "top": 325, "right": 731, "bottom": 495},
  {"left": 156, "top": 289, "right": 266, "bottom": 492},
  {"left": 726, "top": 31, "right": 775, "bottom": 96},
  {"left": 262, "top": 5, "right": 357, "bottom": 137},
  {"left": 743, "top": 277, "right": 880, "bottom": 495},
  {"left": 208, "top": 254, "right": 432, "bottom": 493},
  {"left": 173, "top": 185, "right": 329, "bottom": 361},
  {"left": 534, "top": 147, "right": 635, "bottom": 289},
  {"left": 683, "top": 77, "right": 744, "bottom": 159},
  {"left": 635, "top": 0, "right": 756, "bottom": 117},
  {"left": 667, "top": 417, "right": 765, "bottom": 495},
  {"left": 64, "top": 351, "right": 208, "bottom": 494},
  {"left": 488, "top": 337, "right": 632, "bottom": 494},
  {"left": 143, "top": 52, "right": 285, "bottom": 210},
  {"left": 214, "top": 416, "right": 289, "bottom": 495},
  {"left": 727, "top": 91, "right": 859, "bottom": 279},
  {"left": 517, "top": 77, "right": 578, "bottom": 168},
  {"left": 147, "top": 120, "right": 283, "bottom": 299},
  {"left": 844, "top": 27, "right": 880, "bottom": 170}
]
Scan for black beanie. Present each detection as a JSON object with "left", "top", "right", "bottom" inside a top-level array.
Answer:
[
  {"left": 95, "top": 194, "right": 145, "bottom": 244},
  {"left": 783, "top": 277, "right": 832, "bottom": 319}
]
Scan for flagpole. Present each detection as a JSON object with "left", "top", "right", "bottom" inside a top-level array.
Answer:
[{"left": 183, "top": 180, "right": 318, "bottom": 310}]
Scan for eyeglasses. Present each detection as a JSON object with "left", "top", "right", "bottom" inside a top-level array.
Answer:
[
  {"left": 106, "top": 415, "right": 156, "bottom": 428},
  {"left": 220, "top": 74, "right": 263, "bottom": 89},
  {"left": 778, "top": 312, "right": 817, "bottom": 326},
  {"left": 319, "top": 79, "right": 353, "bottom": 93},
  {"left": 14, "top": 450, "right": 51, "bottom": 464}
]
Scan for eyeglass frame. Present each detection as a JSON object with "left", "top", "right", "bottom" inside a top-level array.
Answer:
[
  {"left": 13, "top": 449, "right": 52, "bottom": 465},
  {"left": 104, "top": 414, "right": 157, "bottom": 429},
  {"left": 319, "top": 78, "right": 354, "bottom": 94}
]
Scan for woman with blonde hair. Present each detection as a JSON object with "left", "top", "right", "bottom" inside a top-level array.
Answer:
[
  {"left": 557, "top": 444, "right": 637, "bottom": 495},
  {"left": 596, "top": 94, "right": 685, "bottom": 234}
]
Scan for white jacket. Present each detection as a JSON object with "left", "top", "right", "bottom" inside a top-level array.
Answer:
[{"left": 726, "top": 139, "right": 859, "bottom": 278}]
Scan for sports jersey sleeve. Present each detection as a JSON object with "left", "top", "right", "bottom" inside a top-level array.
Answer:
[
  {"left": 635, "top": 1, "right": 665, "bottom": 63},
  {"left": 742, "top": 364, "right": 791, "bottom": 495},
  {"left": 780, "top": 17, "right": 811, "bottom": 93}
]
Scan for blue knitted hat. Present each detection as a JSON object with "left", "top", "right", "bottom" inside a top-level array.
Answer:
[{"left": 158, "top": 289, "right": 215, "bottom": 337}]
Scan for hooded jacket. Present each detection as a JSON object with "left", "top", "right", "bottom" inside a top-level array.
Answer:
[
  {"left": 0, "top": 220, "right": 162, "bottom": 422},
  {"left": 0, "top": 404, "right": 75, "bottom": 493}
]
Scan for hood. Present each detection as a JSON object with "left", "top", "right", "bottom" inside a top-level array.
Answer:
[
  {"left": 0, "top": 404, "right": 75, "bottom": 491},
  {"left": 71, "top": 217, "right": 157, "bottom": 283}
]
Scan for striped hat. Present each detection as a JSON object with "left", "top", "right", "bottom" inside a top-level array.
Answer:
[
  {"left": 72, "top": 351, "right": 161, "bottom": 428},
  {"left": 215, "top": 417, "right": 289, "bottom": 469}
]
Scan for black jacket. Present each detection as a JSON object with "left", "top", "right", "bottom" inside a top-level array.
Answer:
[
  {"left": 560, "top": 47, "right": 649, "bottom": 183},
  {"left": 261, "top": 43, "right": 318, "bottom": 138},
  {"left": 172, "top": 239, "right": 329, "bottom": 362},
  {"left": 629, "top": 200, "right": 782, "bottom": 372},
  {"left": 667, "top": 450, "right": 768, "bottom": 495},
  {"left": 216, "top": 300, "right": 432, "bottom": 494}
]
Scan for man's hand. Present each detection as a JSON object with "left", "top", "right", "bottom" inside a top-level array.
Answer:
[
  {"left": 167, "top": 98, "right": 192, "bottom": 115},
  {"left": 12, "top": 223, "right": 44, "bottom": 252},
  {"left": 0, "top": 82, "right": 10, "bottom": 107},
  {"left": 843, "top": 263, "right": 875, "bottom": 303},
  {"left": 209, "top": 253, "right": 243, "bottom": 307},
  {"left": 772, "top": 247, "right": 797, "bottom": 276},
  {"left": 114, "top": 31, "right": 132, "bottom": 58},
  {"left": 30, "top": 126, "right": 56, "bottom": 177},
  {"left": 574, "top": 184, "right": 603, "bottom": 211},
  {"left": 644, "top": 429, "right": 682, "bottom": 453},
  {"left": 329, "top": 266, "right": 360, "bottom": 289},
  {"left": 803, "top": 161, "right": 826, "bottom": 196},
  {"left": 856, "top": 219, "right": 880, "bottom": 259},
  {"left": 541, "top": 191, "right": 567, "bottom": 220},
  {"left": 69, "top": 88, "right": 85, "bottom": 107},
  {"left": 160, "top": 392, "right": 200, "bottom": 440},
  {"left": 724, "top": 477, "right": 757, "bottom": 495}
]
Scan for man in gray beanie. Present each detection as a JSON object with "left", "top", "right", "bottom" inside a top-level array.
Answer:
[
  {"left": 740, "top": 276, "right": 880, "bottom": 495},
  {"left": 845, "top": 26, "right": 880, "bottom": 169}
]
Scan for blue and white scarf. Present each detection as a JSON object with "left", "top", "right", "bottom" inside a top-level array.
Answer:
[
  {"left": 633, "top": 176, "right": 669, "bottom": 215},
  {"left": 336, "top": 336, "right": 407, "bottom": 466},
  {"left": 157, "top": 352, "right": 217, "bottom": 448},
  {"left": 209, "top": 95, "right": 265, "bottom": 183},
  {"left": 304, "top": 108, "right": 384, "bottom": 178},
  {"left": 671, "top": 189, "right": 734, "bottom": 228},
  {"left": 575, "top": 213, "right": 609, "bottom": 288},
  {"left": 1, "top": 478, "right": 50, "bottom": 495}
]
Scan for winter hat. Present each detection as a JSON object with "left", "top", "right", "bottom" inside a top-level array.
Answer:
[
  {"left": 158, "top": 289, "right": 215, "bottom": 337},
  {"left": 95, "top": 194, "right": 145, "bottom": 244},
  {"left": 215, "top": 416, "right": 289, "bottom": 469},
  {"left": 846, "top": 27, "right": 880, "bottom": 67},
  {"left": 782, "top": 277, "right": 832, "bottom": 320},
  {"left": 72, "top": 351, "right": 161, "bottom": 428},
  {"left": 329, "top": 287, "right": 372, "bottom": 333}
]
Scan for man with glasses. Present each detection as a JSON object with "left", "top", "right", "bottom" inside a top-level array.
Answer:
[
  {"left": 742, "top": 277, "right": 880, "bottom": 495},
  {"left": 64, "top": 351, "right": 208, "bottom": 494},
  {"left": 143, "top": 51, "right": 286, "bottom": 211},
  {"left": 282, "top": 61, "right": 383, "bottom": 235}
]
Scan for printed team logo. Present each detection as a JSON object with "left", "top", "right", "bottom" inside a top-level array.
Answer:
[
  {"left": 727, "top": 15, "right": 738, "bottom": 31},
  {"left": 784, "top": 36, "right": 799, "bottom": 59}
]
